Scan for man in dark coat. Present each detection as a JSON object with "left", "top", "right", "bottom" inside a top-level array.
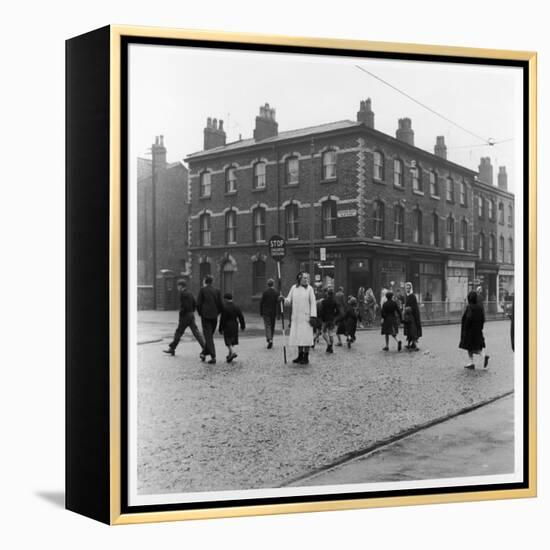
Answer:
[
  {"left": 164, "top": 280, "right": 206, "bottom": 356},
  {"left": 459, "top": 290, "right": 486, "bottom": 369},
  {"left": 404, "top": 282, "right": 422, "bottom": 350},
  {"left": 334, "top": 286, "right": 346, "bottom": 346},
  {"left": 196, "top": 275, "right": 223, "bottom": 364},
  {"left": 219, "top": 293, "right": 246, "bottom": 363},
  {"left": 381, "top": 291, "right": 403, "bottom": 351},
  {"left": 260, "top": 278, "right": 279, "bottom": 349}
]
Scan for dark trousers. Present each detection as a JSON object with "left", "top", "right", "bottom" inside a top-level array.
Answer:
[
  {"left": 169, "top": 313, "right": 205, "bottom": 351},
  {"left": 201, "top": 317, "right": 218, "bottom": 358},
  {"left": 263, "top": 314, "right": 276, "bottom": 342}
]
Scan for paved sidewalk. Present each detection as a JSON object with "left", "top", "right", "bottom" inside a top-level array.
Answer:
[{"left": 289, "top": 394, "right": 514, "bottom": 486}]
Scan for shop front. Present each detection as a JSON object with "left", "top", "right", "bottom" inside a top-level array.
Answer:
[
  {"left": 498, "top": 268, "right": 515, "bottom": 312},
  {"left": 446, "top": 260, "right": 475, "bottom": 312}
]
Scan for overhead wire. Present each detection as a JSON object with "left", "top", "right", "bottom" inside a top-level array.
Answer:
[{"left": 354, "top": 64, "right": 510, "bottom": 148}]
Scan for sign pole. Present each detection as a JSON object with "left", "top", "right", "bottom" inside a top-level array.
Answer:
[
  {"left": 277, "top": 260, "right": 287, "bottom": 364},
  {"left": 269, "top": 235, "right": 287, "bottom": 365}
]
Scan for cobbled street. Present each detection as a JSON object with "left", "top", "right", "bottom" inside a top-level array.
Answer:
[{"left": 136, "top": 320, "right": 514, "bottom": 495}]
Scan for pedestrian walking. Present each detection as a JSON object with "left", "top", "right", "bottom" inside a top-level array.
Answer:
[
  {"left": 459, "top": 290, "right": 488, "bottom": 369},
  {"left": 343, "top": 297, "right": 359, "bottom": 348},
  {"left": 475, "top": 285, "right": 491, "bottom": 366},
  {"left": 404, "top": 282, "right": 422, "bottom": 350},
  {"left": 334, "top": 286, "right": 346, "bottom": 346},
  {"left": 260, "top": 278, "right": 279, "bottom": 349},
  {"left": 312, "top": 288, "right": 325, "bottom": 349},
  {"left": 282, "top": 272, "right": 317, "bottom": 365},
  {"left": 163, "top": 280, "right": 206, "bottom": 356},
  {"left": 320, "top": 287, "right": 339, "bottom": 353},
  {"left": 510, "top": 298, "right": 514, "bottom": 352},
  {"left": 196, "top": 275, "right": 223, "bottom": 364},
  {"left": 380, "top": 291, "right": 403, "bottom": 351},
  {"left": 357, "top": 287, "right": 366, "bottom": 328},
  {"left": 403, "top": 306, "right": 417, "bottom": 350},
  {"left": 364, "top": 288, "right": 377, "bottom": 327},
  {"left": 219, "top": 293, "right": 246, "bottom": 363}
]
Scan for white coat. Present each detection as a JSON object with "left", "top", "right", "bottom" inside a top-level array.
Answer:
[{"left": 285, "top": 284, "right": 317, "bottom": 347}]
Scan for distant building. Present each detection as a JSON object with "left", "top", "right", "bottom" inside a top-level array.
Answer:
[
  {"left": 184, "top": 102, "right": 514, "bottom": 312},
  {"left": 137, "top": 136, "right": 189, "bottom": 309}
]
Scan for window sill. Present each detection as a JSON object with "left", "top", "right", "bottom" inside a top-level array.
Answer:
[
  {"left": 393, "top": 184, "right": 405, "bottom": 191},
  {"left": 372, "top": 236, "right": 382, "bottom": 240},
  {"left": 226, "top": 241, "right": 237, "bottom": 246},
  {"left": 373, "top": 178, "right": 386, "bottom": 185},
  {"left": 255, "top": 239, "right": 267, "bottom": 244},
  {"left": 323, "top": 235, "right": 337, "bottom": 239},
  {"left": 252, "top": 187, "right": 267, "bottom": 193},
  {"left": 287, "top": 237, "right": 299, "bottom": 241},
  {"left": 393, "top": 239, "right": 403, "bottom": 243},
  {"left": 199, "top": 195, "right": 212, "bottom": 200},
  {"left": 224, "top": 191, "right": 237, "bottom": 196},
  {"left": 430, "top": 195, "right": 441, "bottom": 200},
  {"left": 284, "top": 182, "right": 299, "bottom": 187},
  {"left": 320, "top": 178, "right": 338, "bottom": 184},
  {"left": 412, "top": 190, "right": 424, "bottom": 196},
  {"left": 446, "top": 199, "right": 455, "bottom": 205}
]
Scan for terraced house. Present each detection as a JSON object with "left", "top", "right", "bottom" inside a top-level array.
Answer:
[{"left": 184, "top": 101, "right": 514, "bottom": 312}]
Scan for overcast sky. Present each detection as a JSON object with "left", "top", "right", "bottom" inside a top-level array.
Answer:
[{"left": 128, "top": 43, "right": 523, "bottom": 191}]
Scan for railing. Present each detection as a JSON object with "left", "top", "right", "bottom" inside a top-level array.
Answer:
[{"left": 366, "top": 301, "right": 508, "bottom": 324}]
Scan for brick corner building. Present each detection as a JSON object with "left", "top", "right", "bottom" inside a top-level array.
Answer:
[{"left": 184, "top": 101, "right": 515, "bottom": 313}]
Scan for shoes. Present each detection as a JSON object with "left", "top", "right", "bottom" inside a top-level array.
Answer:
[
  {"left": 163, "top": 348, "right": 175, "bottom": 356},
  {"left": 484, "top": 355, "right": 490, "bottom": 368},
  {"left": 464, "top": 364, "right": 475, "bottom": 370},
  {"left": 300, "top": 352, "right": 309, "bottom": 365},
  {"left": 226, "top": 353, "right": 237, "bottom": 363},
  {"left": 383, "top": 346, "right": 389, "bottom": 351},
  {"left": 207, "top": 358, "right": 216, "bottom": 364},
  {"left": 347, "top": 339, "right": 351, "bottom": 348},
  {"left": 397, "top": 341, "right": 402, "bottom": 352},
  {"left": 326, "top": 345, "right": 333, "bottom": 353},
  {"left": 292, "top": 352, "right": 304, "bottom": 363},
  {"left": 336, "top": 342, "right": 343, "bottom": 347},
  {"left": 199, "top": 352, "right": 206, "bottom": 362},
  {"left": 267, "top": 340, "right": 273, "bottom": 349}
]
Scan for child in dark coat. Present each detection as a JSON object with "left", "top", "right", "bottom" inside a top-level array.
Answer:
[
  {"left": 343, "top": 297, "right": 359, "bottom": 348},
  {"left": 219, "top": 293, "right": 246, "bottom": 363},
  {"left": 403, "top": 306, "right": 418, "bottom": 350}
]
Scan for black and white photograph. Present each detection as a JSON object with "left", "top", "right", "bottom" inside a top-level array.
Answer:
[{"left": 126, "top": 40, "right": 526, "bottom": 508}]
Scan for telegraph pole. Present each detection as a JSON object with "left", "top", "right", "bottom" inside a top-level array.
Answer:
[
  {"left": 309, "top": 138, "right": 315, "bottom": 279},
  {"left": 151, "top": 138, "right": 157, "bottom": 309}
]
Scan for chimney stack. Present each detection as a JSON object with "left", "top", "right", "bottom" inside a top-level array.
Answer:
[
  {"left": 152, "top": 135, "right": 167, "bottom": 168},
  {"left": 396, "top": 118, "right": 414, "bottom": 146},
  {"left": 357, "top": 98, "right": 375, "bottom": 128},
  {"left": 254, "top": 103, "right": 278, "bottom": 141},
  {"left": 478, "top": 157, "right": 494, "bottom": 186},
  {"left": 434, "top": 136, "right": 447, "bottom": 159},
  {"left": 203, "top": 117, "right": 226, "bottom": 150},
  {"left": 498, "top": 166, "right": 508, "bottom": 191}
]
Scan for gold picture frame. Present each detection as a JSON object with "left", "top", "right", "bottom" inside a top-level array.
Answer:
[{"left": 66, "top": 25, "right": 537, "bottom": 525}]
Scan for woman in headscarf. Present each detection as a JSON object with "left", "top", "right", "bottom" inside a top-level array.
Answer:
[
  {"left": 459, "top": 290, "right": 487, "bottom": 369},
  {"left": 404, "top": 282, "right": 422, "bottom": 350},
  {"left": 364, "top": 288, "right": 377, "bottom": 328},
  {"left": 283, "top": 272, "right": 317, "bottom": 365},
  {"left": 357, "top": 287, "right": 366, "bottom": 328}
]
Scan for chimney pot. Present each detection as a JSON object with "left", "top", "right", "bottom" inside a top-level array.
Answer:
[
  {"left": 254, "top": 102, "right": 278, "bottom": 141},
  {"left": 396, "top": 118, "right": 414, "bottom": 146},
  {"left": 434, "top": 135, "right": 447, "bottom": 159},
  {"left": 357, "top": 98, "right": 374, "bottom": 128}
]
